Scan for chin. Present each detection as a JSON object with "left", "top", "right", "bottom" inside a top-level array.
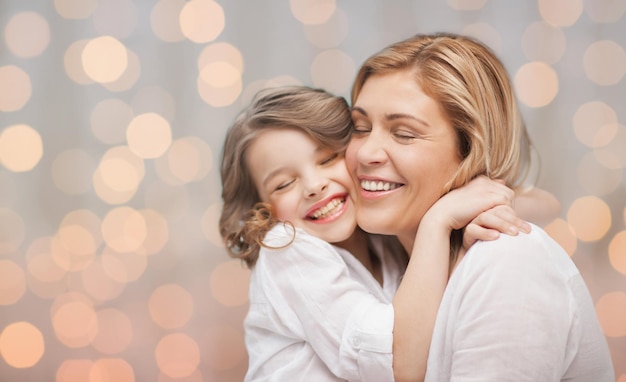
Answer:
[
  {"left": 357, "top": 215, "right": 394, "bottom": 236},
  {"left": 321, "top": 232, "right": 353, "bottom": 244},
  {"left": 316, "top": 222, "right": 358, "bottom": 244}
]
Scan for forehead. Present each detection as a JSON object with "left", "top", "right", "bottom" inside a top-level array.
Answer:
[
  {"left": 355, "top": 70, "right": 445, "bottom": 120},
  {"left": 249, "top": 127, "right": 317, "bottom": 155},
  {"left": 247, "top": 127, "right": 318, "bottom": 174}
]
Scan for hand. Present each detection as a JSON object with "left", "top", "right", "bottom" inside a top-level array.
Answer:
[
  {"left": 462, "top": 204, "right": 532, "bottom": 250},
  {"left": 422, "top": 176, "right": 516, "bottom": 233}
]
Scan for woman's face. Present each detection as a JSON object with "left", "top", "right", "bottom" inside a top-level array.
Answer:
[
  {"left": 346, "top": 69, "right": 461, "bottom": 249},
  {"left": 247, "top": 127, "right": 358, "bottom": 244}
]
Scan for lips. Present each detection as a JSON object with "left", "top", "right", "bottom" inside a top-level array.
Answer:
[{"left": 305, "top": 195, "right": 347, "bottom": 221}]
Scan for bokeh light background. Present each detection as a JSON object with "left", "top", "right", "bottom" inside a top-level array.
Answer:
[{"left": 0, "top": 0, "right": 624, "bottom": 380}]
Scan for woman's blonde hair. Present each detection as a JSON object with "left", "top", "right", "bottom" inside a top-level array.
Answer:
[
  {"left": 219, "top": 86, "right": 352, "bottom": 267},
  {"left": 352, "top": 32, "right": 532, "bottom": 191}
]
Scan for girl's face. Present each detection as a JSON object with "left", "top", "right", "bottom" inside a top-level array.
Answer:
[
  {"left": 346, "top": 69, "right": 461, "bottom": 249},
  {"left": 247, "top": 127, "right": 358, "bottom": 244}
]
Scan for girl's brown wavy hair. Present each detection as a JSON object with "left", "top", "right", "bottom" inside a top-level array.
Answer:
[{"left": 219, "top": 86, "right": 352, "bottom": 267}]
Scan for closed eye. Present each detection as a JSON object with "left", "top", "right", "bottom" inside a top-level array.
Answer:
[
  {"left": 351, "top": 122, "right": 371, "bottom": 135},
  {"left": 320, "top": 152, "right": 339, "bottom": 165},
  {"left": 392, "top": 125, "right": 421, "bottom": 142},
  {"left": 394, "top": 132, "right": 416, "bottom": 141},
  {"left": 275, "top": 179, "right": 295, "bottom": 191}
]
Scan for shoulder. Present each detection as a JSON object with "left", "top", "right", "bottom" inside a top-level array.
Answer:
[
  {"left": 457, "top": 223, "right": 580, "bottom": 282},
  {"left": 444, "top": 224, "right": 586, "bottom": 326},
  {"left": 256, "top": 224, "right": 345, "bottom": 268},
  {"left": 263, "top": 224, "right": 329, "bottom": 249}
]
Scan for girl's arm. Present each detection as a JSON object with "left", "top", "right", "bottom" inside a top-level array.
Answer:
[
  {"left": 391, "top": 176, "right": 526, "bottom": 382},
  {"left": 462, "top": 186, "right": 559, "bottom": 250}
]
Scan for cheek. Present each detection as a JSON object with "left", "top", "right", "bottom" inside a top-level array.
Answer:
[
  {"left": 270, "top": 202, "right": 289, "bottom": 222},
  {"left": 336, "top": 161, "right": 355, "bottom": 187},
  {"left": 404, "top": 151, "right": 455, "bottom": 196},
  {"left": 269, "top": 194, "right": 299, "bottom": 221},
  {"left": 344, "top": 141, "right": 360, "bottom": 174}
]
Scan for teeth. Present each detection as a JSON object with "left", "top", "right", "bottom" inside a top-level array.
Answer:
[
  {"left": 311, "top": 198, "right": 344, "bottom": 219},
  {"left": 360, "top": 180, "right": 401, "bottom": 191}
]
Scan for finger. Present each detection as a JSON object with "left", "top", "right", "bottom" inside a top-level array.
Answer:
[
  {"left": 484, "top": 205, "right": 532, "bottom": 234},
  {"left": 472, "top": 213, "right": 519, "bottom": 236},
  {"left": 468, "top": 186, "right": 513, "bottom": 215},
  {"left": 493, "top": 185, "right": 515, "bottom": 206},
  {"left": 479, "top": 180, "right": 515, "bottom": 208},
  {"left": 463, "top": 223, "right": 500, "bottom": 250},
  {"left": 471, "top": 208, "right": 521, "bottom": 236}
]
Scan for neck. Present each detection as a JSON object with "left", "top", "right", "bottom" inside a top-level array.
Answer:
[
  {"left": 335, "top": 227, "right": 383, "bottom": 285},
  {"left": 398, "top": 230, "right": 416, "bottom": 256},
  {"left": 335, "top": 227, "right": 370, "bottom": 264}
]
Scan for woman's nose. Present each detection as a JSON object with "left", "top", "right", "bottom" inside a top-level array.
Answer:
[{"left": 357, "top": 132, "right": 387, "bottom": 165}]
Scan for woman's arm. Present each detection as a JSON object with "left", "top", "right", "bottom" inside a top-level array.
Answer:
[{"left": 391, "top": 176, "right": 525, "bottom": 382}]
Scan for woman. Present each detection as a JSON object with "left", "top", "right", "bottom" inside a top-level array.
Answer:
[
  {"left": 219, "top": 85, "right": 528, "bottom": 381},
  {"left": 346, "top": 32, "right": 614, "bottom": 381}
]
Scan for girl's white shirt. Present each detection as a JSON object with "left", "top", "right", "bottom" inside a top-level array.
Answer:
[
  {"left": 243, "top": 224, "right": 402, "bottom": 382},
  {"left": 425, "top": 223, "right": 615, "bottom": 382}
]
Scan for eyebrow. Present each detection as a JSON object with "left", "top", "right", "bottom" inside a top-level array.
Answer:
[{"left": 351, "top": 106, "right": 430, "bottom": 127}]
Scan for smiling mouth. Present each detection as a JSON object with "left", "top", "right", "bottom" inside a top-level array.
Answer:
[
  {"left": 307, "top": 197, "right": 345, "bottom": 220},
  {"left": 360, "top": 180, "right": 403, "bottom": 191}
]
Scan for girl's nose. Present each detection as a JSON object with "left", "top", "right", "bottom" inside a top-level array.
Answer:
[{"left": 303, "top": 179, "right": 328, "bottom": 199}]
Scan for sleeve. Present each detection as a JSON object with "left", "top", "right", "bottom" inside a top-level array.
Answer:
[
  {"left": 446, "top": 230, "right": 576, "bottom": 381},
  {"left": 257, "top": 226, "right": 394, "bottom": 382}
]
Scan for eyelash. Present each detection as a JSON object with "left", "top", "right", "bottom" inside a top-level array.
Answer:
[
  {"left": 353, "top": 124, "right": 416, "bottom": 142},
  {"left": 352, "top": 124, "right": 369, "bottom": 134},
  {"left": 394, "top": 132, "right": 416, "bottom": 141},
  {"left": 270, "top": 153, "right": 338, "bottom": 192},
  {"left": 275, "top": 179, "right": 294, "bottom": 191},
  {"left": 320, "top": 152, "right": 338, "bottom": 165}
]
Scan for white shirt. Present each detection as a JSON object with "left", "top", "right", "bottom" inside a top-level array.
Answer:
[
  {"left": 244, "top": 224, "right": 403, "bottom": 381},
  {"left": 425, "top": 223, "right": 615, "bottom": 381}
]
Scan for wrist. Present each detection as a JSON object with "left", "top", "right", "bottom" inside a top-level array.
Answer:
[{"left": 420, "top": 208, "right": 455, "bottom": 235}]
